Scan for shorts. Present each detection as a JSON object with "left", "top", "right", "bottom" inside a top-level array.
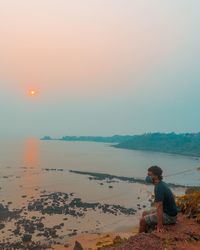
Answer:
[{"left": 144, "top": 208, "right": 177, "bottom": 226}]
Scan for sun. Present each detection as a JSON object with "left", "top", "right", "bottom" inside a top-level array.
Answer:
[{"left": 29, "top": 89, "right": 37, "bottom": 96}]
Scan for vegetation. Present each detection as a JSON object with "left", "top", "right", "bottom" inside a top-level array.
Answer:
[
  {"left": 176, "top": 167, "right": 200, "bottom": 223},
  {"left": 176, "top": 189, "right": 200, "bottom": 223},
  {"left": 41, "top": 132, "right": 200, "bottom": 157},
  {"left": 41, "top": 135, "right": 134, "bottom": 143},
  {"left": 113, "top": 132, "right": 200, "bottom": 157},
  {"left": 96, "top": 235, "right": 126, "bottom": 250}
]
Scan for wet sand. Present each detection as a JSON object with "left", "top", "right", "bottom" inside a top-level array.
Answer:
[{"left": 0, "top": 164, "right": 185, "bottom": 249}]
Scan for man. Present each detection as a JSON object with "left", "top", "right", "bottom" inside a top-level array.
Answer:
[{"left": 139, "top": 165, "right": 178, "bottom": 233}]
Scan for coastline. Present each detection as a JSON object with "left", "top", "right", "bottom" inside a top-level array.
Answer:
[
  {"left": 0, "top": 167, "right": 187, "bottom": 250},
  {"left": 41, "top": 138, "right": 200, "bottom": 158},
  {"left": 51, "top": 229, "right": 138, "bottom": 250},
  {"left": 111, "top": 144, "right": 200, "bottom": 159},
  {"left": 0, "top": 139, "right": 196, "bottom": 249},
  {"left": 40, "top": 132, "right": 200, "bottom": 158},
  {"left": 49, "top": 184, "right": 186, "bottom": 250}
]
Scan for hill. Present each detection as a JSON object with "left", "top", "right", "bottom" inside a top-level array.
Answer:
[
  {"left": 113, "top": 132, "right": 200, "bottom": 157},
  {"left": 99, "top": 187, "right": 200, "bottom": 250},
  {"left": 41, "top": 132, "right": 200, "bottom": 157}
]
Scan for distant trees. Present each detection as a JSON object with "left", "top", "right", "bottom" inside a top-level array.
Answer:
[
  {"left": 40, "top": 132, "right": 200, "bottom": 157},
  {"left": 41, "top": 136, "right": 52, "bottom": 140},
  {"left": 113, "top": 132, "right": 200, "bottom": 157},
  {"left": 60, "top": 135, "right": 134, "bottom": 143}
]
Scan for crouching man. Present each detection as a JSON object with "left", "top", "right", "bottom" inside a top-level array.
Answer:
[{"left": 139, "top": 166, "right": 178, "bottom": 233}]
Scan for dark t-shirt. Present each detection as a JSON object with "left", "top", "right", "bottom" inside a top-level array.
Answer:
[{"left": 154, "top": 181, "right": 178, "bottom": 216}]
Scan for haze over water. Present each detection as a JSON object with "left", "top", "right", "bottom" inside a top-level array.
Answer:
[{"left": 1, "top": 138, "right": 199, "bottom": 187}]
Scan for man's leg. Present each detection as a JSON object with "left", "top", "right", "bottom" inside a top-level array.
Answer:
[
  {"left": 163, "top": 213, "right": 177, "bottom": 225},
  {"left": 142, "top": 208, "right": 156, "bottom": 218},
  {"left": 139, "top": 208, "right": 156, "bottom": 233},
  {"left": 141, "top": 211, "right": 158, "bottom": 233},
  {"left": 140, "top": 211, "right": 177, "bottom": 233},
  {"left": 139, "top": 217, "right": 148, "bottom": 233}
]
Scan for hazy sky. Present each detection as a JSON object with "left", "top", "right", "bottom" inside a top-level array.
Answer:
[{"left": 0, "top": 0, "right": 200, "bottom": 138}]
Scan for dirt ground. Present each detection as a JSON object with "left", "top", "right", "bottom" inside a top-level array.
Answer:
[{"left": 107, "top": 213, "right": 200, "bottom": 250}]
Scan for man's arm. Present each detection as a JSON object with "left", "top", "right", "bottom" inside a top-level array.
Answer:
[{"left": 156, "top": 201, "right": 164, "bottom": 232}]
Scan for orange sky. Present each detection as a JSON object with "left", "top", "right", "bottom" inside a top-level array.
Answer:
[
  {"left": 0, "top": 0, "right": 182, "bottom": 97},
  {"left": 0, "top": 1, "right": 199, "bottom": 137}
]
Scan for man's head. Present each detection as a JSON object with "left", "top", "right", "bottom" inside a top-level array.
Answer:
[{"left": 146, "top": 165, "right": 163, "bottom": 184}]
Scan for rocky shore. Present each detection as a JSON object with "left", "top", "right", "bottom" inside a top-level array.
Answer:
[
  {"left": 101, "top": 213, "right": 200, "bottom": 250},
  {"left": 96, "top": 187, "right": 200, "bottom": 250},
  {"left": 0, "top": 190, "right": 139, "bottom": 250},
  {"left": 0, "top": 167, "right": 190, "bottom": 249},
  {"left": 68, "top": 169, "right": 185, "bottom": 188}
]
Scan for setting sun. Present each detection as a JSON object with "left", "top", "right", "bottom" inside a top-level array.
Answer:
[{"left": 29, "top": 90, "right": 37, "bottom": 96}]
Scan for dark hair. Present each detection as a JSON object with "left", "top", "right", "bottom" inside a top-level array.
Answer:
[{"left": 148, "top": 165, "right": 163, "bottom": 180}]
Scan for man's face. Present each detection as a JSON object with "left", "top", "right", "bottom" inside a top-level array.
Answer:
[{"left": 147, "top": 171, "right": 156, "bottom": 183}]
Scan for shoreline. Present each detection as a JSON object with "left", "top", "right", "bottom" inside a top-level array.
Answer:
[
  {"left": 68, "top": 169, "right": 189, "bottom": 188},
  {"left": 40, "top": 133, "right": 200, "bottom": 159},
  {"left": 112, "top": 144, "right": 200, "bottom": 158},
  {"left": 0, "top": 139, "right": 194, "bottom": 250},
  {"left": 0, "top": 177, "right": 187, "bottom": 250},
  {"left": 51, "top": 227, "right": 139, "bottom": 250},
  {"left": 41, "top": 138, "right": 200, "bottom": 158},
  {"left": 0, "top": 161, "right": 187, "bottom": 250}
]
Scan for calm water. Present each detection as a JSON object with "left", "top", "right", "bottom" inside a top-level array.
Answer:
[
  {"left": 0, "top": 138, "right": 199, "bottom": 186},
  {"left": 0, "top": 138, "right": 198, "bottom": 238}
]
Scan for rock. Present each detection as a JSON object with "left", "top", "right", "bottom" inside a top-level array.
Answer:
[
  {"left": 53, "top": 224, "right": 62, "bottom": 230},
  {"left": 36, "top": 222, "right": 44, "bottom": 230},
  {"left": 13, "top": 226, "right": 20, "bottom": 235},
  {"left": 0, "top": 203, "right": 21, "bottom": 220},
  {"left": 113, "top": 235, "right": 124, "bottom": 245},
  {"left": 74, "top": 240, "right": 83, "bottom": 250},
  {"left": 22, "top": 234, "right": 32, "bottom": 242},
  {"left": 68, "top": 231, "right": 77, "bottom": 237},
  {"left": 0, "top": 224, "right": 5, "bottom": 230}
]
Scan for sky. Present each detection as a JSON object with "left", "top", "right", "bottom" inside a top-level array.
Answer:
[{"left": 0, "top": 0, "right": 200, "bottom": 138}]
